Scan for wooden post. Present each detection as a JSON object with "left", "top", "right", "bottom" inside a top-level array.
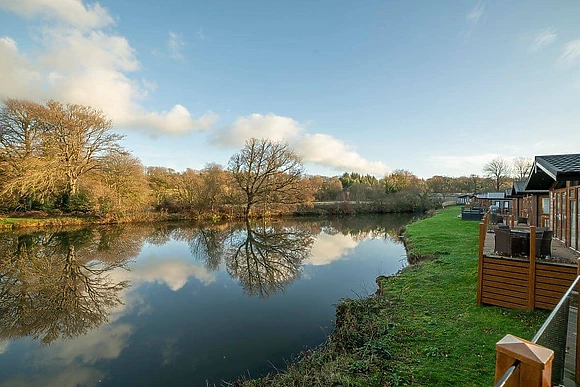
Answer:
[
  {"left": 477, "top": 221, "right": 486, "bottom": 306},
  {"left": 495, "top": 334, "right": 553, "bottom": 387},
  {"left": 528, "top": 225, "right": 537, "bottom": 311}
]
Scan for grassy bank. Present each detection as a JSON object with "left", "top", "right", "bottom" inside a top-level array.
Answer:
[
  {"left": 239, "top": 206, "right": 548, "bottom": 386},
  {"left": 0, "top": 216, "right": 90, "bottom": 229},
  {"left": 0, "top": 211, "right": 178, "bottom": 230}
]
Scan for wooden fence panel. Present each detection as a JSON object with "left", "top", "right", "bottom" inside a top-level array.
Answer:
[
  {"left": 481, "top": 256, "right": 529, "bottom": 309},
  {"left": 534, "top": 262, "right": 577, "bottom": 310},
  {"left": 479, "top": 256, "right": 577, "bottom": 310}
]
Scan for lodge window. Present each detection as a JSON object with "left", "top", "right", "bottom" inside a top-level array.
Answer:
[{"left": 542, "top": 197, "right": 550, "bottom": 214}]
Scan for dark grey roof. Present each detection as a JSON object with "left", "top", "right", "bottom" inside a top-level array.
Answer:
[
  {"left": 507, "top": 180, "right": 527, "bottom": 197},
  {"left": 535, "top": 153, "right": 580, "bottom": 180},
  {"left": 513, "top": 180, "right": 526, "bottom": 193},
  {"left": 524, "top": 165, "right": 553, "bottom": 191}
]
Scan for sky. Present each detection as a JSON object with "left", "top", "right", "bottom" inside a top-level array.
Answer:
[{"left": 1, "top": 0, "right": 580, "bottom": 179}]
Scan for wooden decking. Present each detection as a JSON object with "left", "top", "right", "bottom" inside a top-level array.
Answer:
[
  {"left": 483, "top": 228, "right": 580, "bottom": 264},
  {"left": 477, "top": 221, "right": 580, "bottom": 312}
]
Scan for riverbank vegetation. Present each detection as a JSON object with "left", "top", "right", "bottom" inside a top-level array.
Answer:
[
  {"left": 0, "top": 99, "right": 424, "bottom": 221},
  {"left": 237, "top": 206, "right": 548, "bottom": 386},
  {"left": 1, "top": 98, "right": 517, "bottom": 223}
]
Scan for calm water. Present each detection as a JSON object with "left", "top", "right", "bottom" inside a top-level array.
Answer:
[{"left": 0, "top": 214, "right": 413, "bottom": 386}]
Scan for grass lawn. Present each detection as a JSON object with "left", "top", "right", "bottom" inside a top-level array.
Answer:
[
  {"left": 240, "top": 206, "right": 549, "bottom": 386},
  {"left": 0, "top": 216, "right": 89, "bottom": 229}
]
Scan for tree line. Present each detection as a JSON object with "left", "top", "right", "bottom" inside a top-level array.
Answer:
[{"left": 0, "top": 98, "right": 530, "bottom": 220}]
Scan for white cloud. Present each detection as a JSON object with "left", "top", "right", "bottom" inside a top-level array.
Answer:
[
  {"left": 560, "top": 39, "right": 580, "bottom": 65},
  {"left": 110, "top": 255, "right": 216, "bottom": 291},
  {"left": 168, "top": 31, "right": 185, "bottom": 59},
  {"left": 466, "top": 3, "right": 484, "bottom": 23},
  {"left": 306, "top": 233, "right": 359, "bottom": 266},
  {"left": 0, "top": 0, "right": 114, "bottom": 29},
  {"left": 0, "top": 0, "right": 215, "bottom": 135},
  {"left": 211, "top": 113, "right": 389, "bottom": 176},
  {"left": 1, "top": 323, "right": 132, "bottom": 387},
  {"left": 50, "top": 323, "right": 133, "bottom": 365},
  {"left": 530, "top": 28, "right": 556, "bottom": 51},
  {"left": 133, "top": 106, "right": 219, "bottom": 135},
  {"left": 0, "top": 37, "right": 42, "bottom": 99},
  {"left": 211, "top": 113, "right": 304, "bottom": 147},
  {"left": 463, "top": 2, "right": 484, "bottom": 39},
  {"left": 294, "top": 134, "right": 389, "bottom": 176}
]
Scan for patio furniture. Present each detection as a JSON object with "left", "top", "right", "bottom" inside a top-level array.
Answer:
[
  {"left": 539, "top": 230, "right": 554, "bottom": 258},
  {"left": 517, "top": 217, "right": 528, "bottom": 225},
  {"left": 461, "top": 207, "right": 485, "bottom": 221},
  {"left": 494, "top": 228, "right": 512, "bottom": 255},
  {"left": 510, "top": 229, "right": 543, "bottom": 257},
  {"left": 510, "top": 233, "right": 528, "bottom": 256}
]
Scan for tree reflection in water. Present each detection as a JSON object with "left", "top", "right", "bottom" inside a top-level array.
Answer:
[
  {"left": 0, "top": 228, "right": 135, "bottom": 344},
  {"left": 225, "top": 220, "right": 314, "bottom": 298},
  {"left": 0, "top": 215, "right": 409, "bottom": 344}
]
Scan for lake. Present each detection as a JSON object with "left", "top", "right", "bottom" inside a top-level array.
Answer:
[{"left": 0, "top": 214, "right": 414, "bottom": 386}]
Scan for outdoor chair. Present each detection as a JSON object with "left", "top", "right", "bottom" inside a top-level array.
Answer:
[
  {"left": 510, "top": 234, "right": 527, "bottom": 256},
  {"left": 540, "top": 230, "right": 554, "bottom": 257},
  {"left": 494, "top": 228, "right": 512, "bottom": 256},
  {"left": 518, "top": 230, "right": 543, "bottom": 257},
  {"left": 517, "top": 217, "right": 528, "bottom": 225}
]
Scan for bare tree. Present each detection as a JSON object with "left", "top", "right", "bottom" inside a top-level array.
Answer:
[
  {"left": 41, "top": 100, "right": 124, "bottom": 205},
  {"left": 512, "top": 157, "right": 533, "bottom": 180},
  {"left": 0, "top": 99, "right": 55, "bottom": 208},
  {"left": 197, "top": 163, "right": 230, "bottom": 213},
  {"left": 93, "top": 151, "right": 151, "bottom": 214},
  {"left": 228, "top": 138, "right": 304, "bottom": 217},
  {"left": 0, "top": 99, "right": 44, "bottom": 161},
  {"left": 483, "top": 157, "right": 512, "bottom": 191},
  {"left": 173, "top": 168, "right": 202, "bottom": 209}
]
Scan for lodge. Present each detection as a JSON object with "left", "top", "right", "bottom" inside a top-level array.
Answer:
[{"left": 478, "top": 153, "right": 580, "bottom": 386}]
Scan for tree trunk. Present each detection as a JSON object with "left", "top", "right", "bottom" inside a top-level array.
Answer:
[
  {"left": 245, "top": 201, "right": 252, "bottom": 218},
  {"left": 67, "top": 174, "right": 78, "bottom": 196}
]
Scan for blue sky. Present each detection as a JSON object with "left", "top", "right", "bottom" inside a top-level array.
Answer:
[{"left": 1, "top": 0, "right": 580, "bottom": 178}]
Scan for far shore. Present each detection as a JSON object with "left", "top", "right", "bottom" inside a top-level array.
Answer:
[{"left": 0, "top": 201, "right": 433, "bottom": 230}]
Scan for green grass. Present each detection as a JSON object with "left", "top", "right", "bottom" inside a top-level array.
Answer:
[
  {"left": 238, "top": 206, "right": 549, "bottom": 386},
  {"left": 0, "top": 216, "right": 90, "bottom": 229}
]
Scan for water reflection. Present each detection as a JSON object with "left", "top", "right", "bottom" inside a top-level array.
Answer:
[
  {"left": 225, "top": 220, "right": 314, "bottom": 298},
  {"left": 0, "top": 215, "right": 413, "bottom": 386},
  {"left": 0, "top": 228, "right": 132, "bottom": 344}
]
